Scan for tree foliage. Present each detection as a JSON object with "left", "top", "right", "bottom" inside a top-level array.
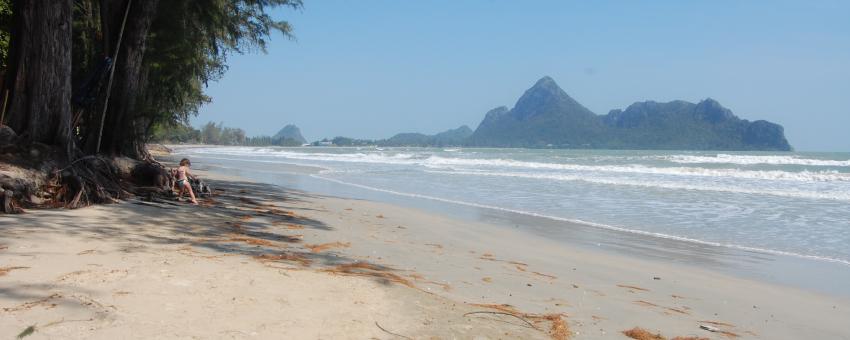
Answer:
[{"left": 0, "top": 0, "right": 302, "bottom": 158}]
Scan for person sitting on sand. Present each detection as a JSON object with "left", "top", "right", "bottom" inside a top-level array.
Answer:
[{"left": 175, "top": 158, "right": 198, "bottom": 205}]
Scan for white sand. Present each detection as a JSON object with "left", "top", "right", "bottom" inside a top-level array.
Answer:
[{"left": 1, "top": 167, "right": 848, "bottom": 339}]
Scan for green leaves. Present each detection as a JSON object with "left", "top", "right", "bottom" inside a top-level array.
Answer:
[{"left": 139, "top": 0, "right": 302, "bottom": 139}]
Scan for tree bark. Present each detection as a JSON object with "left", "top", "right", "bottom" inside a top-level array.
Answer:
[
  {"left": 84, "top": 0, "right": 158, "bottom": 158},
  {"left": 4, "top": 0, "right": 74, "bottom": 159}
]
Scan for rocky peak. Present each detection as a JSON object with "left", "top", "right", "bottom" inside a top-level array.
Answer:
[
  {"left": 694, "top": 98, "right": 735, "bottom": 123},
  {"left": 511, "top": 76, "right": 595, "bottom": 121},
  {"left": 273, "top": 124, "right": 306, "bottom": 144}
]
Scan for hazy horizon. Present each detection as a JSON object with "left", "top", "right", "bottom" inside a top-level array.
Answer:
[{"left": 192, "top": 1, "right": 850, "bottom": 152}]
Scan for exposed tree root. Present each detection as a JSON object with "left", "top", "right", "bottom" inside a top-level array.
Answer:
[{"left": 1, "top": 142, "right": 179, "bottom": 213}]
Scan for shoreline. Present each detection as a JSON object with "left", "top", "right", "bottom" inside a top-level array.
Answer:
[
  {"left": 2, "top": 155, "right": 849, "bottom": 338},
  {"left": 192, "top": 162, "right": 850, "bottom": 339},
  {"left": 183, "top": 150, "right": 850, "bottom": 299}
]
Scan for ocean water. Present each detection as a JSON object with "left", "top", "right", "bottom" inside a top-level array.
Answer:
[{"left": 176, "top": 146, "right": 850, "bottom": 266}]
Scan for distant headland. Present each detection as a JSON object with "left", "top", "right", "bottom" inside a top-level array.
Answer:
[
  {"left": 157, "top": 77, "right": 791, "bottom": 151},
  {"left": 323, "top": 76, "right": 791, "bottom": 151}
]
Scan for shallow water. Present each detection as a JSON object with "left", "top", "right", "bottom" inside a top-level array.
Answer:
[{"left": 176, "top": 146, "right": 850, "bottom": 268}]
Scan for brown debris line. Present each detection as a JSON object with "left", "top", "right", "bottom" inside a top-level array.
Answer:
[
  {"left": 516, "top": 265, "right": 527, "bottom": 272},
  {"left": 618, "top": 284, "right": 650, "bottom": 292},
  {"left": 698, "top": 320, "right": 735, "bottom": 327},
  {"left": 407, "top": 273, "right": 452, "bottom": 291},
  {"left": 470, "top": 304, "right": 570, "bottom": 340},
  {"left": 623, "top": 327, "right": 665, "bottom": 340},
  {"left": 478, "top": 253, "right": 529, "bottom": 268},
  {"left": 532, "top": 271, "right": 557, "bottom": 280},
  {"left": 471, "top": 303, "right": 522, "bottom": 314},
  {"left": 237, "top": 214, "right": 254, "bottom": 221},
  {"left": 424, "top": 243, "right": 443, "bottom": 249},
  {"left": 228, "top": 235, "right": 277, "bottom": 247},
  {"left": 322, "top": 262, "right": 414, "bottom": 288},
  {"left": 481, "top": 277, "right": 493, "bottom": 283},
  {"left": 2, "top": 293, "right": 62, "bottom": 312},
  {"left": 376, "top": 214, "right": 384, "bottom": 218},
  {"left": 305, "top": 242, "right": 351, "bottom": 253},
  {"left": 499, "top": 259, "right": 530, "bottom": 266},
  {"left": 634, "top": 300, "right": 660, "bottom": 307},
  {"left": 254, "top": 252, "right": 313, "bottom": 267},
  {"left": 77, "top": 249, "right": 97, "bottom": 255},
  {"left": 623, "top": 328, "right": 712, "bottom": 340},
  {"left": 0, "top": 266, "right": 30, "bottom": 276},
  {"left": 284, "top": 224, "right": 305, "bottom": 230},
  {"left": 666, "top": 306, "right": 690, "bottom": 315},
  {"left": 0, "top": 244, "right": 7, "bottom": 250},
  {"left": 633, "top": 300, "right": 690, "bottom": 315}
]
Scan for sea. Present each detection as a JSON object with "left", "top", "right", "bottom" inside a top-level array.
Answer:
[{"left": 173, "top": 146, "right": 850, "bottom": 292}]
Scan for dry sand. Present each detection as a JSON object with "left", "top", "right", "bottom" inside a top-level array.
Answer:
[{"left": 1, "top": 168, "right": 849, "bottom": 339}]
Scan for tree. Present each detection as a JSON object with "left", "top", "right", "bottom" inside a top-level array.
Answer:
[
  {"left": 92, "top": 0, "right": 301, "bottom": 158},
  {"left": 3, "top": 0, "right": 74, "bottom": 159}
]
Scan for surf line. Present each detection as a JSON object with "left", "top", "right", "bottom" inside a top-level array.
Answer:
[{"left": 311, "top": 173, "right": 850, "bottom": 267}]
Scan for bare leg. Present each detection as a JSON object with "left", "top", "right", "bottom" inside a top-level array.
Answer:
[
  {"left": 178, "top": 182, "right": 185, "bottom": 200},
  {"left": 184, "top": 182, "right": 198, "bottom": 205}
]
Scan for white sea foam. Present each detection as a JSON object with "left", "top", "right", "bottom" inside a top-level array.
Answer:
[
  {"left": 665, "top": 154, "right": 850, "bottom": 166},
  {"left": 424, "top": 169, "right": 850, "bottom": 201},
  {"left": 422, "top": 156, "right": 850, "bottom": 182},
  {"left": 179, "top": 147, "right": 850, "bottom": 183},
  {"left": 311, "top": 173, "right": 850, "bottom": 267}
]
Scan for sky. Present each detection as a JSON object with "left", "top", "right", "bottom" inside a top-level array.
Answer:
[{"left": 193, "top": 0, "right": 850, "bottom": 152}]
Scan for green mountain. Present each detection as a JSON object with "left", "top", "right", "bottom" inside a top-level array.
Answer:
[
  {"left": 469, "top": 77, "right": 791, "bottom": 150},
  {"left": 272, "top": 124, "right": 307, "bottom": 144},
  {"left": 380, "top": 125, "right": 472, "bottom": 147}
]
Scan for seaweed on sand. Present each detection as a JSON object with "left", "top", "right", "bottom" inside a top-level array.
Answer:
[
  {"left": 468, "top": 303, "right": 571, "bottom": 340},
  {"left": 322, "top": 262, "right": 415, "bottom": 288}
]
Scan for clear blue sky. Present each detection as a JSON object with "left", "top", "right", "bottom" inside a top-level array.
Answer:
[{"left": 192, "top": 0, "right": 850, "bottom": 151}]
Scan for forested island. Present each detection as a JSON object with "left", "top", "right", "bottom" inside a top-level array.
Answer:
[{"left": 468, "top": 77, "right": 791, "bottom": 150}]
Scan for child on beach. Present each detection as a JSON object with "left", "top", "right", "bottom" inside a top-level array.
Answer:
[{"left": 175, "top": 158, "right": 198, "bottom": 205}]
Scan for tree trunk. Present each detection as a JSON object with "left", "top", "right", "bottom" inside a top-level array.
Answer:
[
  {"left": 4, "top": 0, "right": 74, "bottom": 159},
  {"left": 83, "top": 0, "right": 158, "bottom": 158}
]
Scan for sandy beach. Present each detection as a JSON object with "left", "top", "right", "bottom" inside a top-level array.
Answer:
[{"left": 2, "top": 162, "right": 849, "bottom": 339}]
